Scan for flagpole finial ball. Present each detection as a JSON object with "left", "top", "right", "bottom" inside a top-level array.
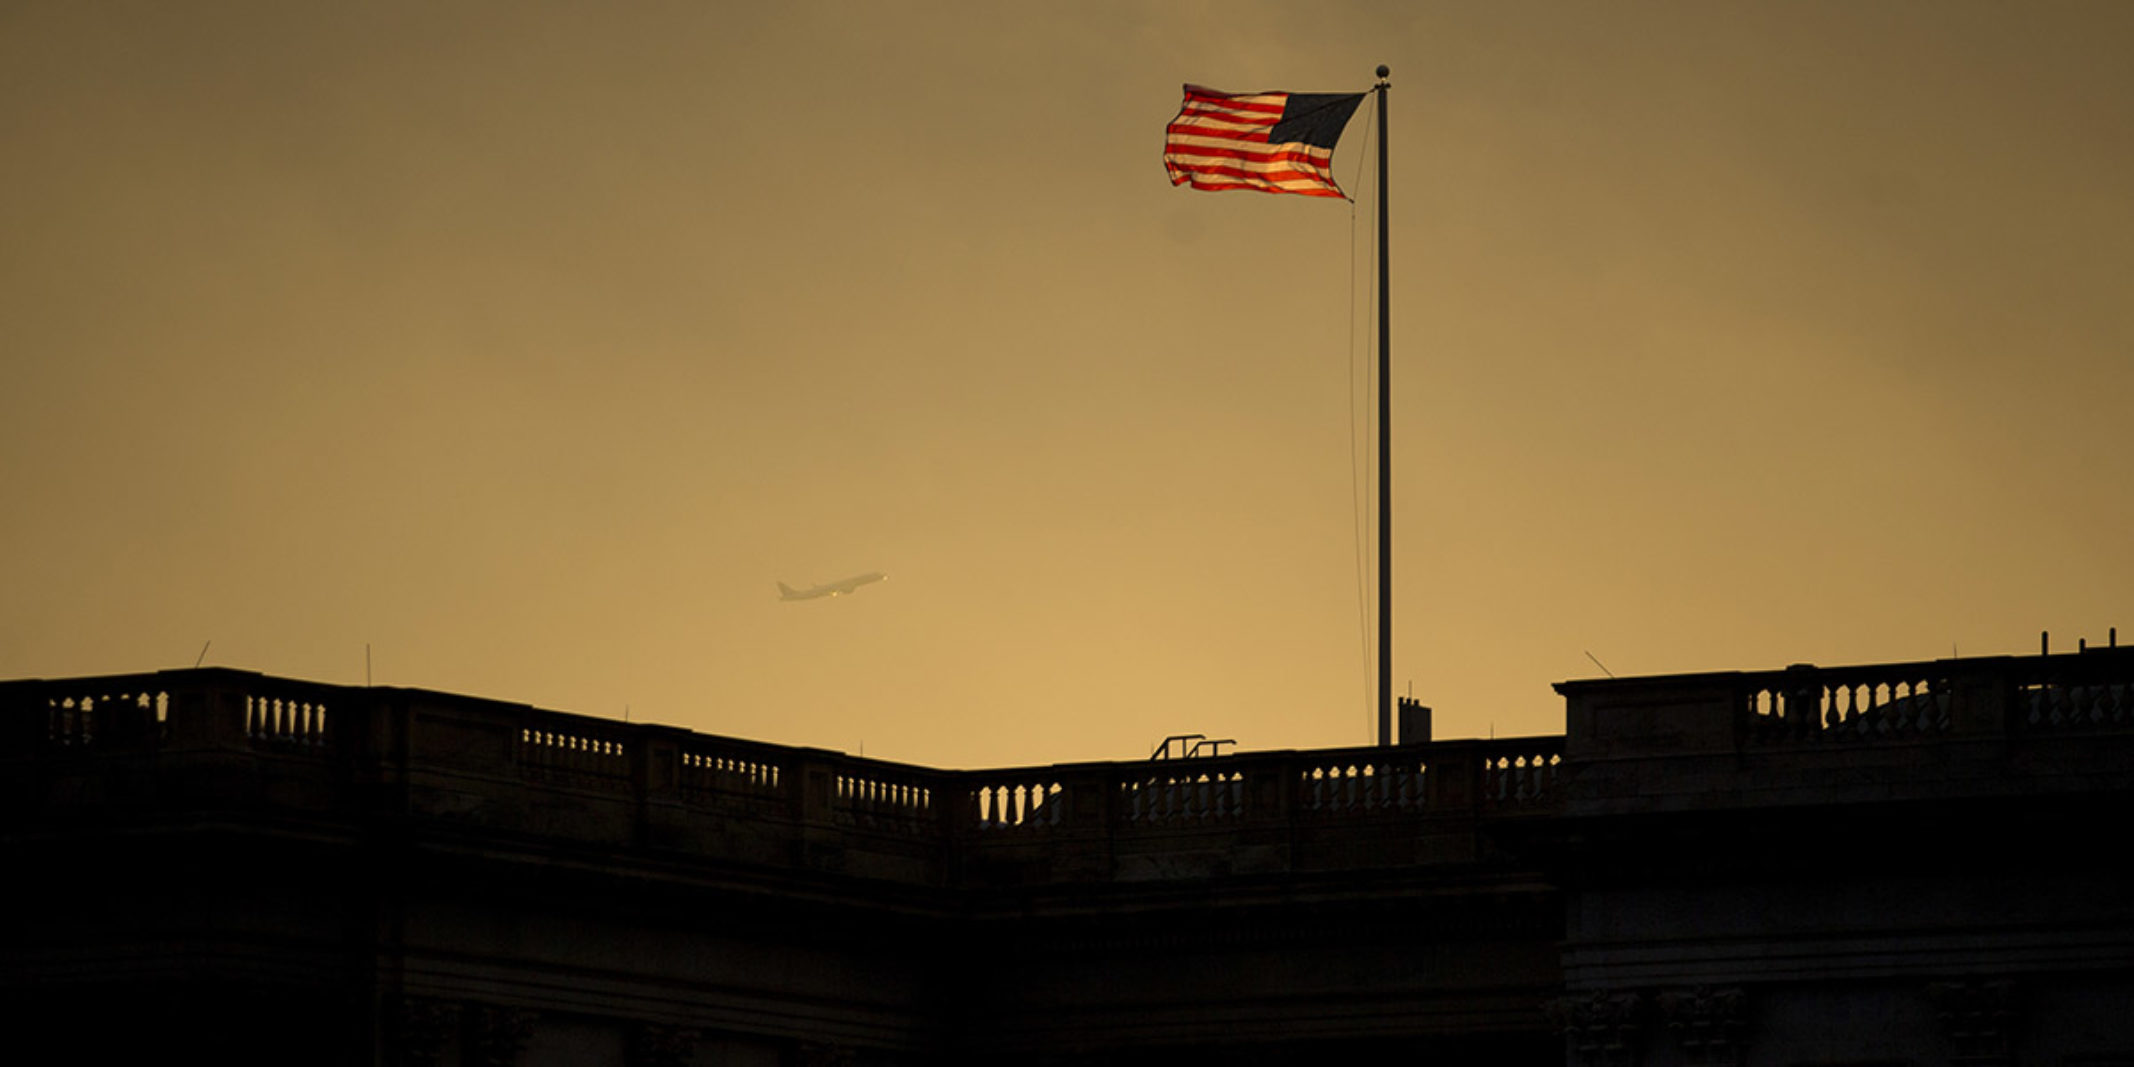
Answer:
[{"left": 1376, "top": 64, "right": 1390, "bottom": 79}]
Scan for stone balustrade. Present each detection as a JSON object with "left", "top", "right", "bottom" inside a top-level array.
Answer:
[
  {"left": 0, "top": 667, "right": 1561, "bottom": 888},
  {"left": 1557, "top": 646, "right": 2134, "bottom": 816}
]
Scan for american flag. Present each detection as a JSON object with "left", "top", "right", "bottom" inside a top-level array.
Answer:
[{"left": 1163, "top": 85, "right": 1366, "bottom": 199}]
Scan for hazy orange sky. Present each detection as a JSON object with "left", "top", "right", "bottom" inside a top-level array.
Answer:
[{"left": 5, "top": 2, "right": 2129, "bottom": 769}]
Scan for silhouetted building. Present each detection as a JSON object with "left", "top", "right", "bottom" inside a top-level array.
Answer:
[{"left": 4, "top": 648, "right": 2130, "bottom": 1065}]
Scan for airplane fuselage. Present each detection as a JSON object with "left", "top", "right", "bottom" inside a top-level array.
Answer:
[{"left": 778, "top": 572, "right": 887, "bottom": 601}]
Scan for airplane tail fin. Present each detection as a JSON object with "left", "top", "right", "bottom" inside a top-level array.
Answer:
[{"left": 777, "top": 582, "right": 799, "bottom": 599}]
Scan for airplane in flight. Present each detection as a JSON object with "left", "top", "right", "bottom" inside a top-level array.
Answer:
[{"left": 777, "top": 572, "right": 887, "bottom": 601}]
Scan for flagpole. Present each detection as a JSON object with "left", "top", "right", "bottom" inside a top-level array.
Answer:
[{"left": 1374, "top": 65, "right": 1393, "bottom": 748}]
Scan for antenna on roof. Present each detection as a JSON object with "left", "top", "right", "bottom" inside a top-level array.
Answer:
[
  {"left": 1584, "top": 650, "right": 1616, "bottom": 678},
  {"left": 193, "top": 641, "right": 210, "bottom": 669}
]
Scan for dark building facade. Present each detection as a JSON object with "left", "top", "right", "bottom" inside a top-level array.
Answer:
[{"left": 4, "top": 648, "right": 2130, "bottom": 1065}]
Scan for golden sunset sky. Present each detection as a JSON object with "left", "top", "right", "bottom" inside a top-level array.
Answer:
[{"left": 4, "top": 2, "right": 2129, "bottom": 769}]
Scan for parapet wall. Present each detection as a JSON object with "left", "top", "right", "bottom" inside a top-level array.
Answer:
[
  {"left": 1556, "top": 647, "right": 2134, "bottom": 815},
  {"left": 0, "top": 667, "right": 1563, "bottom": 890}
]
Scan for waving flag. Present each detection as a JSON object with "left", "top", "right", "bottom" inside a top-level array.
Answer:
[{"left": 1163, "top": 85, "right": 1366, "bottom": 199}]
